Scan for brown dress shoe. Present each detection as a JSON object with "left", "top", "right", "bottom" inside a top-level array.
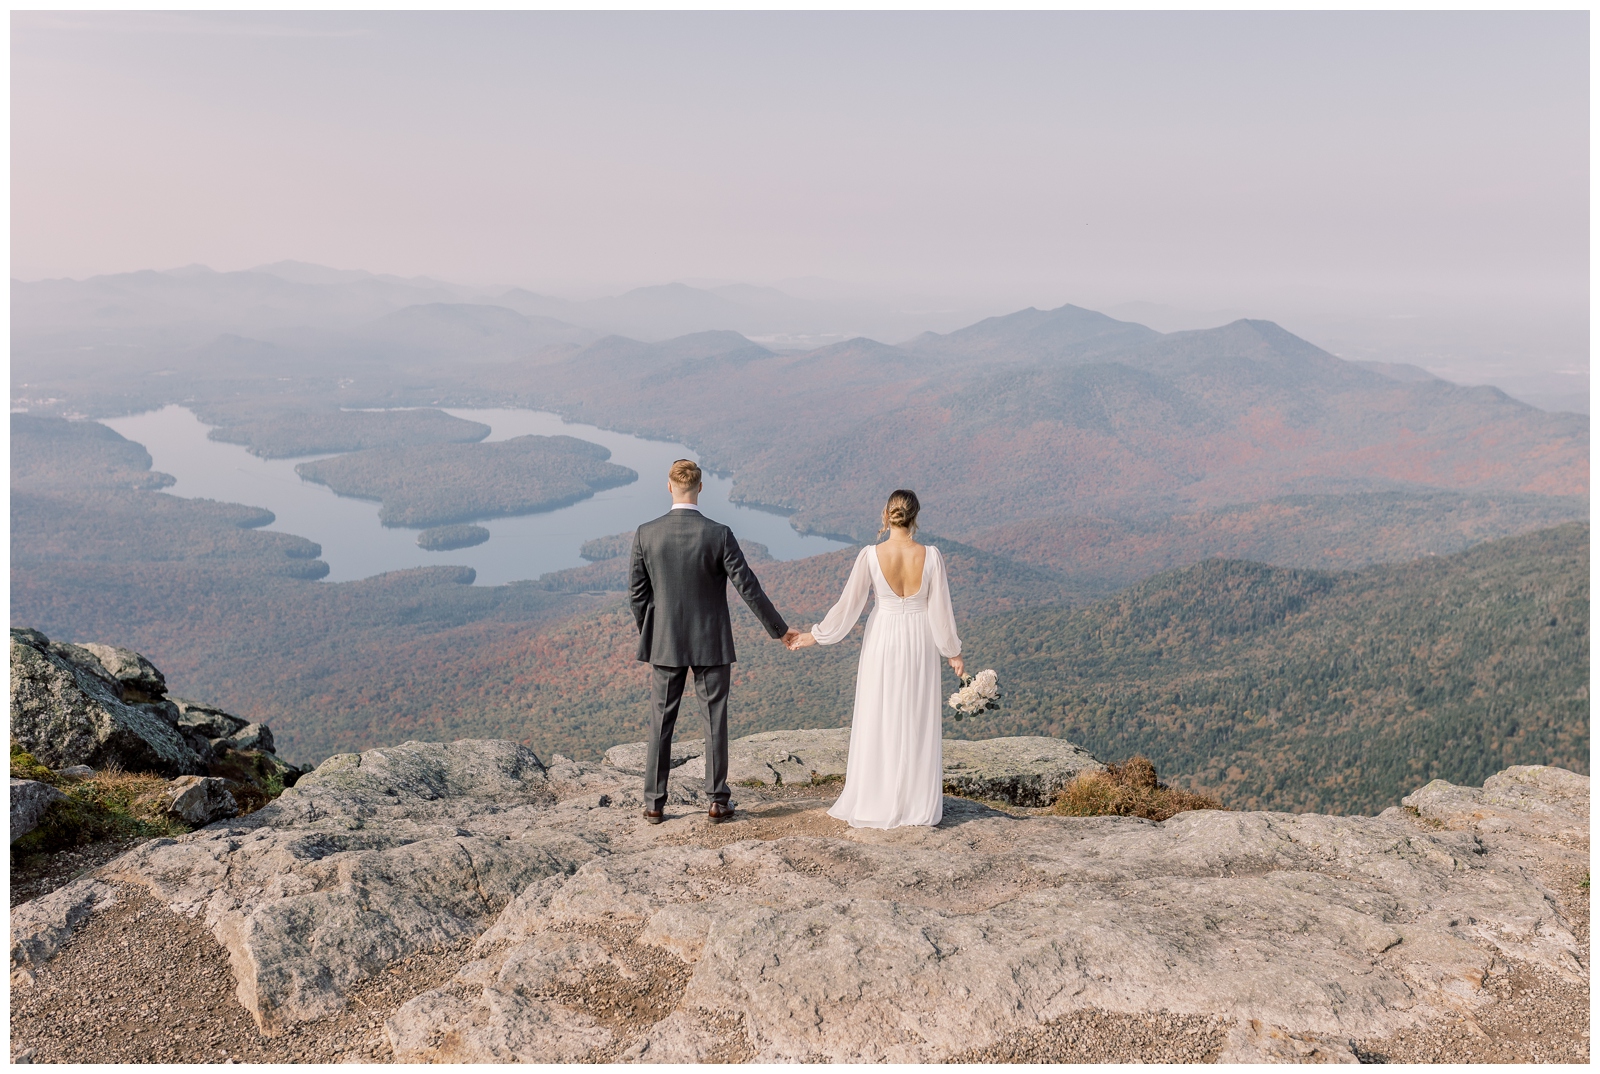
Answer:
[
  {"left": 642, "top": 809, "right": 664, "bottom": 825},
  {"left": 708, "top": 801, "right": 735, "bottom": 823}
]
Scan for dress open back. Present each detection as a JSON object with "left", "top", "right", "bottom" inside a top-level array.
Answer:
[{"left": 810, "top": 543, "right": 962, "bottom": 829}]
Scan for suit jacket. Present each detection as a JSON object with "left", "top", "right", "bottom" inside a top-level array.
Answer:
[{"left": 630, "top": 509, "right": 788, "bottom": 666}]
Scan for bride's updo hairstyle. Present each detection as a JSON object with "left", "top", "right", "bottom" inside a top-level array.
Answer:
[{"left": 878, "top": 489, "right": 921, "bottom": 539}]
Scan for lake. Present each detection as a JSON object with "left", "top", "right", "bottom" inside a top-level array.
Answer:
[{"left": 101, "top": 406, "right": 849, "bottom": 584}]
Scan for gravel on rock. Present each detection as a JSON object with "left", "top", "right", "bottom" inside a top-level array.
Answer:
[
  {"left": 949, "top": 1008, "right": 1229, "bottom": 1063},
  {"left": 9, "top": 884, "right": 474, "bottom": 1065},
  {"left": 9, "top": 749, "right": 1590, "bottom": 1065},
  {"left": 1356, "top": 863, "right": 1590, "bottom": 1065},
  {"left": 10, "top": 835, "right": 149, "bottom": 908}
]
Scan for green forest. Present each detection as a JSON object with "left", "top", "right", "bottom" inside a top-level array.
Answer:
[
  {"left": 957, "top": 523, "right": 1589, "bottom": 814},
  {"left": 293, "top": 434, "right": 637, "bottom": 526}
]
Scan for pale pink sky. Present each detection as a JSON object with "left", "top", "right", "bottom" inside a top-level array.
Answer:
[{"left": 12, "top": 11, "right": 1588, "bottom": 320}]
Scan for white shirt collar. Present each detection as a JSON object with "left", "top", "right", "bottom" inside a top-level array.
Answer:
[{"left": 670, "top": 502, "right": 701, "bottom": 512}]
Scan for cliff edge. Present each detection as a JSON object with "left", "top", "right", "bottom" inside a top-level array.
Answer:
[{"left": 9, "top": 734, "right": 1588, "bottom": 1063}]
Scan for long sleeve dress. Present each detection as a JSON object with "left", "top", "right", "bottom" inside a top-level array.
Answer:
[{"left": 811, "top": 543, "right": 962, "bottom": 829}]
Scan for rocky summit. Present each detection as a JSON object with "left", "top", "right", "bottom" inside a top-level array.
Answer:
[
  {"left": 9, "top": 731, "right": 1587, "bottom": 1064},
  {"left": 9, "top": 628, "right": 298, "bottom": 781}
]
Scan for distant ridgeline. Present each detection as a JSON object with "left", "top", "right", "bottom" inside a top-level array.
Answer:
[{"left": 7, "top": 277, "right": 1591, "bottom": 815}]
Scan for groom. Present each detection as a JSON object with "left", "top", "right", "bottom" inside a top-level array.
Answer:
[{"left": 630, "top": 459, "right": 797, "bottom": 824}]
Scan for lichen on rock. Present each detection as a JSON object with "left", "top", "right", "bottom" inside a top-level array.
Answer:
[{"left": 9, "top": 629, "right": 205, "bottom": 778}]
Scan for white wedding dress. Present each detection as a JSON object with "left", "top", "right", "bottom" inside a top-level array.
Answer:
[{"left": 812, "top": 543, "right": 962, "bottom": 829}]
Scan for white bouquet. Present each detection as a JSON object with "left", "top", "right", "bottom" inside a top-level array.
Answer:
[{"left": 948, "top": 668, "right": 1001, "bottom": 721}]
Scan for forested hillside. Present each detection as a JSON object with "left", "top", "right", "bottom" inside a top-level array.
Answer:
[
  {"left": 959, "top": 523, "right": 1589, "bottom": 814},
  {"left": 471, "top": 522, "right": 1586, "bottom": 815},
  {"left": 967, "top": 490, "right": 1587, "bottom": 593}
]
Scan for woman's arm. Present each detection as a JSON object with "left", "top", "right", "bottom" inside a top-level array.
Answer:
[
  {"left": 799, "top": 547, "right": 874, "bottom": 647},
  {"left": 927, "top": 547, "right": 963, "bottom": 671}
]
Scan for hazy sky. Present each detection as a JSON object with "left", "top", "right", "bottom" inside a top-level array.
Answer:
[{"left": 12, "top": 11, "right": 1589, "bottom": 319}]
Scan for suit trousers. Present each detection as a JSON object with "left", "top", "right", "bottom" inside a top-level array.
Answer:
[{"left": 645, "top": 663, "right": 731, "bottom": 813}]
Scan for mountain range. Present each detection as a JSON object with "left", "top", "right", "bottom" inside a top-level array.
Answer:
[
  {"left": 11, "top": 262, "right": 979, "bottom": 352},
  {"left": 8, "top": 262, "right": 1589, "bottom": 814}
]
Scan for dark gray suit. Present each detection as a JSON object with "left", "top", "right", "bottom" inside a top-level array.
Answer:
[{"left": 630, "top": 506, "right": 788, "bottom": 810}]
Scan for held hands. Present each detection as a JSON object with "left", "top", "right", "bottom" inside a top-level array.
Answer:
[{"left": 778, "top": 627, "right": 814, "bottom": 651}]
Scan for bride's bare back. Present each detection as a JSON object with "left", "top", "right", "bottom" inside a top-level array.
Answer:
[
  {"left": 791, "top": 489, "right": 962, "bottom": 678},
  {"left": 874, "top": 536, "right": 927, "bottom": 598}
]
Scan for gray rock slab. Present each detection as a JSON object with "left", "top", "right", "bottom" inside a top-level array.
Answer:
[
  {"left": 9, "top": 632, "right": 205, "bottom": 778},
  {"left": 11, "top": 739, "right": 633, "bottom": 1033},
  {"left": 383, "top": 761, "right": 1587, "bottom": 1063},
  {"left": 941, "top": 736, "right": 1105, "bottom": 806},
  {"left": 9, "top": 878, "right": 120, "bottom": 984},
  {"left": 10, "top": 737, "right": 1586, "bottom": 1063},
  {"left": 162, "top": 776, "right": 239, "bottom": 826},
  {"left": 716, "top": 728, "right": 853, "bottom": 787},
  {"left": 602, "top": 738, "right": 705, "bottom": 775},
  {"left": 1404, "top": 765, "right": 1589, "bottom": 843},
  {"left": 10, "top": 779, "right": 66, "bottom": 843}
]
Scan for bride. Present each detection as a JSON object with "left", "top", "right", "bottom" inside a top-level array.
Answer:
[{"left": 789, "top": 489, "right": 963, "bottom": 828}]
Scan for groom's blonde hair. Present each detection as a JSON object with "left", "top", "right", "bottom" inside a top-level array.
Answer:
[{"left": 669, "top": 459, "right": 703, "bottom": 492}]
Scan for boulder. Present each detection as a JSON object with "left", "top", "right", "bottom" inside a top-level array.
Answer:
[
  {"left": 172, "top": 698, "right": 248, "bottom": 741},
  {"left": 223, "top": 723, "right": 274, "bottom": 754},
  {"left": 40, "top": 642, "right": 124, "bottom": 695},
  {"left": 251, "top": 749, "right": 305, "bottom": 789},
  {"left": 56, "top": 766, "right": 94, "bottom": 781},
  {"left": 9, "top": 631, "right": 205, "bottom": 778},
  {"left": 1403, "top": 765, "right": 1589, "bottom": 844},
  {"left": 10, "top": 779, "right": 66, "bottom": 843},
  {"left": 160, "top": 776, "right": 239, "bottom": 826},
  {"left": 76, "top": 643, "right": 168, "bottom": 703},
  {"left": 12, "top": 740, "right": 1585, "bottom": 1062},
  {"left": 602, "top": 738, "right": 705, "bottom": 775},
  {"left": 608, "top": 728, "right": 853, "bottom": 788},
  {"left": 714, "top": 728, "right": 853, "bottom": 787},
  {"left": 941, "top": 736, "right": 1105, "bottom": 806}
]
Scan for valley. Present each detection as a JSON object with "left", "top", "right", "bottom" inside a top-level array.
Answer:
[{"left": 9, "top": 269, "right": 1590, "bottom": 816}]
